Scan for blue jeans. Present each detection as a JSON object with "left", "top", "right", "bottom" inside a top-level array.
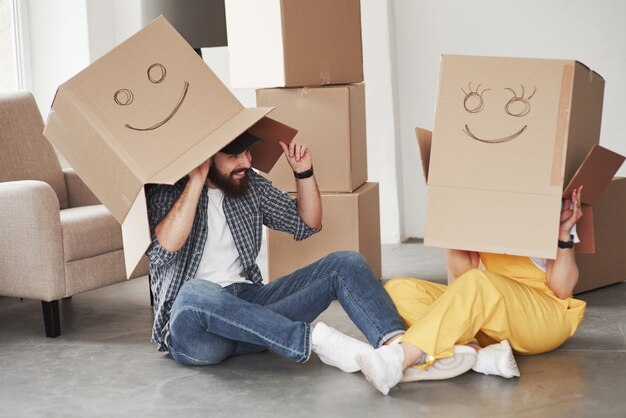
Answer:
[{"left": 167, "top": 251, "right": 405, "bottom": 365}]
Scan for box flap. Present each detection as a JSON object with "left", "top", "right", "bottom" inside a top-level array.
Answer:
[
  {"left": 562, "top": 62, "right": 605, "bottom": 185},
  {"left": 121, "top": 188, "right": 151, "bottom": 278},
  {"left": 247, "top": 115, "right": 298, "bottom": 173},
  {"left": 563, "top": 145, "right": 625, "bottom": 204},
  {"left": 415, "top": 127, "right": 432, "bottom": 184}
]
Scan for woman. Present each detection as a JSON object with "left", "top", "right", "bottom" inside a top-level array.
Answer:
[{"left": 357, "top": 186, "right": 587, "bottom": 395}]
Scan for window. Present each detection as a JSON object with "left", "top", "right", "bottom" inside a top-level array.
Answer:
[{"left": 0, "top": 0, "right": 26, "bottom": 92}]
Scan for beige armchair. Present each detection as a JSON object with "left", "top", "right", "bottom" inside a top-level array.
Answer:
[{"left": 0, "top": 91, "right": 148, "bottom": 337}]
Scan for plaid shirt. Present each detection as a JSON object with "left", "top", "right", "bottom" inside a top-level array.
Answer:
[{"left": 145, "top": 170, "right": 319, "bottom": 351}]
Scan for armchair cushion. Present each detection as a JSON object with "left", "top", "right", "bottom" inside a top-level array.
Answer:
[{"left": 60, "top": 205, "right": 123, "bottom": 262}]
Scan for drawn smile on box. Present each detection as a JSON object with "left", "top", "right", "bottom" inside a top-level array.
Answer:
[
  {"left": 462, "top": 83, "right": 535, "bottom": 144},
  {"left": 114, "top": 63, "right": 189, "bottom": 132},
  {"left": 462, "top": 124, "right": 527, "bottom": 144}
]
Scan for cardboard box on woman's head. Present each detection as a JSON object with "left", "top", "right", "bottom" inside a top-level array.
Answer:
[
  {"left": 44, "top": 16, "right": 297, "bottom": 277},
  {"left": 416, "top": 55, "right": 624, "bottom": 260}
]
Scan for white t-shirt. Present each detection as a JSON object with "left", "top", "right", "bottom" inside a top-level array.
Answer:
[
  {"left": 529, "top": 225, "right": 580, "bottom": 272},
  {"left": 195, "top": 188, "right": 250, "bottom": 287}
]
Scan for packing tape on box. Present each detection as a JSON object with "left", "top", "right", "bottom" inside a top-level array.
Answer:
[{"left": 551, "top": 64, "right": 574, "bottom": 187}]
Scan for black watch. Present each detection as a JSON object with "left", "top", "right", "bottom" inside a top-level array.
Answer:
[
  {"left": 293, "top": 166, "right": 314, "bottom": 179},
  {"left": 557, "top": 234, "right": 574, "bottom": 249}
]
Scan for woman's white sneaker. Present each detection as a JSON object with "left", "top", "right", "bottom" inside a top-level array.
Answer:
[{"left": 472, "top": 340, "right": 520, "bottom": 378}]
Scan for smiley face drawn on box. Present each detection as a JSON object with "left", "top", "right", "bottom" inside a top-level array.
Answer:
[
  {"left": 430, "top": 55, "right": 570, "bottom": 193},
  {"left": 113, "top": 63, "right": 189, "bottom": 132},
  {"left": 461, "top": 82, "right": 536, "bottom": 144}
]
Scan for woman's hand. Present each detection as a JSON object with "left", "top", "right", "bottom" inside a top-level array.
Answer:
[
  {"left": 546, "top": 186, "right": 583, "bottom": 299},
  {"left": 446, "top": 249, "right": 480, "bottom": 284},
  {"left": 559, "top": 186, "right": 583, "bottom": 241}
]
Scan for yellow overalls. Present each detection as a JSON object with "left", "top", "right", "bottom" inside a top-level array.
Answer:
[{"left": 385, "top": 252, "right": 586, "bottom": 365}]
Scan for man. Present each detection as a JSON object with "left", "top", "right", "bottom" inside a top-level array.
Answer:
[{"left": 145, "top": 132, "right": 406, "bottom": 372}]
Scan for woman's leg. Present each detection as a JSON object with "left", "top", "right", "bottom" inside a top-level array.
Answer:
[
  {"left": 400, "top": 269, "right": 578, "bottom": 360},
  {"left": 359, "top": 270, "right": 580, "bottom": 394},
  {"left": 384, "top": 277, "right": 447, "bottom": 329}
]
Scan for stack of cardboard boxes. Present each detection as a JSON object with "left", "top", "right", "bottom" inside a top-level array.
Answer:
[{"left": 225, "top": 0, "right": 382, "bottom": 279}]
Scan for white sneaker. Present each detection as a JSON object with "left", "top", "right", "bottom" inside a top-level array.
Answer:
[
  {"left": 472, "top": 340, "right": 520, "bottom": 378},
  {"left": 356, "top": 344, "right": 405, "bottom": 395},
  {"left": 401, "top": 345, "right": 476, "bottom": 382},
  {"left": 310, "top": 322, "right": 373, "bottom": 373}
]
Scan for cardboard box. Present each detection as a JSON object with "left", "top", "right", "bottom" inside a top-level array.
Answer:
[
  {"left": 418, "top": 55, "right": 626, "bottom": 259},
  {"left": 44, "top": 17, "right": 297, "bottom": 277},
  {"left": 224, "top": 0, "right": 363, "bottom": 88},
  {"left": 257, "top": 84, "right": 367, "bottom": 192},
  {"left": 267, "top": 182, "right": 381, "bottom": 280},
  {"left": 575, "top": 177, "right": 626, "bottom": 294}
]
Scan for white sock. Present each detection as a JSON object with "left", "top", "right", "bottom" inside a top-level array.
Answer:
[{"left": 356, "top": 344, "right": 405, "bottom": 395}]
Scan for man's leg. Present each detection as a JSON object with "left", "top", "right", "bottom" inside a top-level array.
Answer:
[
  {"left": 241, "top": 251, "right": 406, "bottom": 348},
  {"left": 167, "top": 279, "right": 311, "bottom": 365}
]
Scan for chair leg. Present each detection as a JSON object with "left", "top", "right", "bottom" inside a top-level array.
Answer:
[
  {"left": 149, "top": 274, "right": 154, "bottom": 307},
  {"left": 41, "top": 300, "right": 61, "bottom": 338}
]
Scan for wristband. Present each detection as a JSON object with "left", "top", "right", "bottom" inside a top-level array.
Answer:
[
  {"left": 557, "top": 234, "right": 574, "bottom": 249},
  {"left": 293, "top": 166, "right": 314, "bottom": 179}
]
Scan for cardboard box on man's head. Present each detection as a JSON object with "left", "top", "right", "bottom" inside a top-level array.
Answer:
[
  {"left": 44, "top": 16, "right": 297, "bottom": 277},
  {"left": 417, "top": 55, "right": 624, "bottom": 259}
]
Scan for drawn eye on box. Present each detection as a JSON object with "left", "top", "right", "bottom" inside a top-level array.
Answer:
[
  {"left": 113, "top": 63, "right": 190, "bottom": 131},
  {"left": 461, "top": 82, "right": 536, "bottom": 144}
]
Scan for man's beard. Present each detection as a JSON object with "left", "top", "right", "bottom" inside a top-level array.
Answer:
[{"left": 207, "top": 161, "right": 250, "bottom": 198}]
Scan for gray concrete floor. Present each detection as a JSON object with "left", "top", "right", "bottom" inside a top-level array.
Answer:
[{"left": 1, "top": 243, "right": 625, "bottom": 417}]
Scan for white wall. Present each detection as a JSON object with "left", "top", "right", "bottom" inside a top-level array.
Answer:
[
  {"left": 361, "top": 0, "right": 403, "bottom": 243},
  {"left": 25, "top": 0, "right": 90, "bottom": 116},
  {"left": 392, "top": 0, "right": 626, "bottom": 238}
]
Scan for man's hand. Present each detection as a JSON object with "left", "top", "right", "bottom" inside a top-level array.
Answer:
[
  {"left": 279, "top": 141, "right": 312, "bottom": 174},
  {"left": 155, "top": 158, "right": 210, "bottom": 252},
  {"left": 278, "top": 141, "right": 321, "bottom": 229},
  {"left": 189, "top": 158, "right": 211, "bottom": 184},
  {"left": 560, "top": 185, "right": 583, "bottom": 241}
]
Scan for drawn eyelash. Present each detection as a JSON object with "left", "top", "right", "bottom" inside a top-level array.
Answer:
[
  {"left": 504, "top": 85, "right": 536, "bottom": 117},
  {"left": 462, "top": 82, "right": 491, "bottom": 113}
]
